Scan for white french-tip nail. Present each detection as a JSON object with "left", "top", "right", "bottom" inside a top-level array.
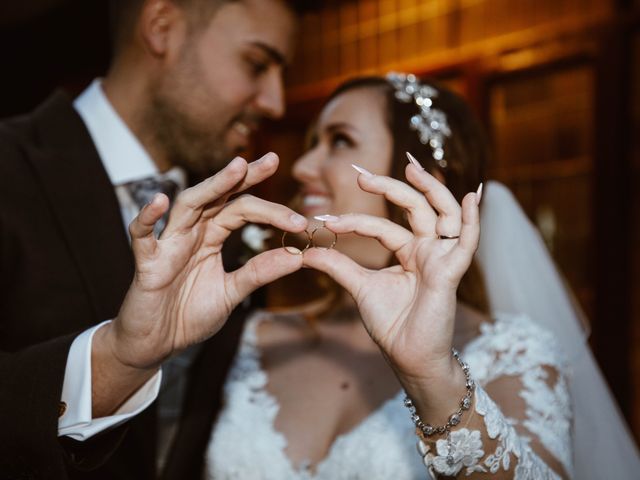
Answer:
[
  {"left": 351, "top": 164, "right": 374, "bottom": 177},
  {"left": 406, "top": 152, "right": 423, "bottom": 169},
  {"left": 476, "top": 183, "right": 484, "bottom": 205},
  {"left": 314, "top": 214, "right": 339, "bottom": 222}
]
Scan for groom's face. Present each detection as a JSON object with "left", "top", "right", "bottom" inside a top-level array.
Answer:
[{"left": 147, "top": 0, "right": 298, "bottom": 176}]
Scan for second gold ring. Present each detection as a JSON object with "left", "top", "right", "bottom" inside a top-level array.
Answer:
[{"left": 309, "top": 225, "right": 338, "bottom": 250}]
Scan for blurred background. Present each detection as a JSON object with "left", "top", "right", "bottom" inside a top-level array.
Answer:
[{"left": 1, "top": 0, "right": 638, "bottom": 442}]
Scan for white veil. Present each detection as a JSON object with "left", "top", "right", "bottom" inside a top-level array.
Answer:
[{"left": 476, "top": 181, "right": 640, "bottom": 478}]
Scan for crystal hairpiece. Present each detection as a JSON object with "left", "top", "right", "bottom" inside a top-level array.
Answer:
[{"left": 386, "top": 72, "right": 451, "bottom": 169}]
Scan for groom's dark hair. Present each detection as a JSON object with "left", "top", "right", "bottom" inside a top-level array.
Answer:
[{"left": 109, "top": 0, "right": 318, "bottom": 56}]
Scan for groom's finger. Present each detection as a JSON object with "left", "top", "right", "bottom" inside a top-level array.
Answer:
[
  {"left": 226, "top": 248, "right": 304, "bottom": 306},
  {"left": 213, "top": 195, "right": 308, "bottom": 239},
  {"left": 226, "top": 152, "right": 280, "bottom": 197},
  {"left": 164, "top": 157, "right": 249, "bottom": 235},
  {"left": 129, "top": 193, "right": 169, "bottom": 258}
]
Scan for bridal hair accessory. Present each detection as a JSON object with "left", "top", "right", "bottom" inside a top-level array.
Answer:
[
  {"left": 281, "top": 226, "right": 337, "bottom": 254},
  {"left": 403, "top": 348, "right": 474, "bottom": 466},
  {"left": 387, "top": 72, "right": 451, "bottom": 169}
]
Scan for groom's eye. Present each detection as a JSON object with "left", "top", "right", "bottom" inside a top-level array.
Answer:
[{"left": 243, "top": 53, "right": 270, "bottom": 77}]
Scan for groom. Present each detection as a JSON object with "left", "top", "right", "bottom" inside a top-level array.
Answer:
[{"left": 0, "top": 0, "right": 312, "bottom": 478}]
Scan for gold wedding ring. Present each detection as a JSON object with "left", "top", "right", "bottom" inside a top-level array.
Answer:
[
  {"left": 281, "top": 225, "right": 338, "bottom": 254},
  {"left": 310, "top": 225, "right": 338, "bottom": 250},
  {"left": 281, "top": 230, "right": 311, "bottom": 255}
]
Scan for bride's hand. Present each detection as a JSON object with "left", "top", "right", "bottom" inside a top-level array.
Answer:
[{"left": 302, "top": 158, "right": 480, "bottom": 387}]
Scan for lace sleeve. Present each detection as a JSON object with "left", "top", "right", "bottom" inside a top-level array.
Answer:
[{"left": 416, "top": 314, "right": 573, "bottom": 479}]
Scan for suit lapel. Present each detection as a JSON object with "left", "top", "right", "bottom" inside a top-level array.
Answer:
[{"left": 27, "top": 91, "right": 134, "bottom": 322}]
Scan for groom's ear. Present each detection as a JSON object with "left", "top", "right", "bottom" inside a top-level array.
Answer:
[{"left": 139, "top": 0, "right": 186, "bottom": 59}]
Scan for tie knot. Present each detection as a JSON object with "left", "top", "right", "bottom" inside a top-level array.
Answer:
[
  {"left": 123, "top": 174, "right": 184, "bottom": 237},
  {"left": 125, "top": 177, "right": 179, "bottom": 209}
]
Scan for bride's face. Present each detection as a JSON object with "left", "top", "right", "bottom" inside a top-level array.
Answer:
[{"left": 291, "top": 87, "right": 394, "bottom": 268}]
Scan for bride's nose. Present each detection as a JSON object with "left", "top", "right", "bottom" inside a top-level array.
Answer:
[{"left": 292, "top": 148, "right": 323, "bottom": 184}]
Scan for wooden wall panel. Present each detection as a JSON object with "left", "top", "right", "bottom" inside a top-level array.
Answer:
[
  {"left": 488, "top": 66, "right": 595, "bottom": 317},
  {"left": 270, "top": 0, "right": 637, "bottom": 440}
]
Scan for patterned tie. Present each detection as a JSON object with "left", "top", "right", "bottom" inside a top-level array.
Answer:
[
  {"left": 122, "top": 171, "right": 198, "bottom": 471},
  {"left": 124, "top": 176, "right": 179, "bottom": 236}
]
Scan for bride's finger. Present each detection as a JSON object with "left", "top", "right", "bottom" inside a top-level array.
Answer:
[
  {"left": 319, "top": 213, "right": 413, "bottom": 257},
  {"left": 447, "top": 192, "right": 480, "bottom": 274},
  {"left": 405, "top": 164, "right": 462, "bottom": 237},
  {"left": 352, "top": 165, "right": 436, "bottom": 235},
  {"left": 302, "top": 247, "right": 368, "bottom": 299}
]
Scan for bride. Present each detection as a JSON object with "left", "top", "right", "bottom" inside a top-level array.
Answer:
[{"left": 204, "top": 74, "right": 639, "bottom": 479}]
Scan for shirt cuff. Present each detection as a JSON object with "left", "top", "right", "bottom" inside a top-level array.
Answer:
[{"left": 58, "top": 320, "right": 162, "bottom": 441}]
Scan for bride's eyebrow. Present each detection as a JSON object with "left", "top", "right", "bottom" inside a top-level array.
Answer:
[{"left": 325, "top": 122, "right": 359, "bottom": 138}]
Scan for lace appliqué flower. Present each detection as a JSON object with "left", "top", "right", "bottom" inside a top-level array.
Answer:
[
  {"left": 419, "top": 386, "right": 562, "bottom": 479},
  {"left": 421, "top": 428, "right": 486, "bottom": 476},
  {"left": 475, "top": 386, "right": 562, "bottom": 479},
  {"left": 239, "top": 224, "right": 273, "bottom": 264}
]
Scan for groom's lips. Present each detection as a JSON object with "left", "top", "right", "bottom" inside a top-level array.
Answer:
[{"left": 227, "top": 117, "right": 260, "bottom": 149}]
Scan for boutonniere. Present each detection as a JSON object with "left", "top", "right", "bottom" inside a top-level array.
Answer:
[{"left": 240, "top": 224, "right": 273, "bottom": 263}]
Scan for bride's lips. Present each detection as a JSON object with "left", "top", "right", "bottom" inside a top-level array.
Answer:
[{"left": 298, "top": 190, "right": 332, "bottom": 215}]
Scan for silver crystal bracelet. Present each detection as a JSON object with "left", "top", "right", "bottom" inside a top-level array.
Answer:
[{"left": 403, "top": 348, "right": 474, "bottom": 438}]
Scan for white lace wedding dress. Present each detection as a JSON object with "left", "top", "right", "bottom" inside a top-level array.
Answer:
[
  {"left": 206, "top": 312, "right": 573, "bottom": 480},
  {"left": 205, "top": 310, "right": 572, "bottom": 479}
]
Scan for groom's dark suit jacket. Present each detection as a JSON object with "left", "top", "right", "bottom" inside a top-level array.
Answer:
[{"left": 0, "top": 92, "right": 247, "bottom": 479}]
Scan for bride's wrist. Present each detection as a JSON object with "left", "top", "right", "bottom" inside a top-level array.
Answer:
[{"left": 399, "top": 352, "right": 470, "bottom": 430}]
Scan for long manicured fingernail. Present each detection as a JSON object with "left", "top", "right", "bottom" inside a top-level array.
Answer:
[
  {"left": 290, "top": 213, "right": 306, "bottom": 226},
  {"left": 314, "top": 214, "right": 339, "bottom": 222},
  {"left": 406, "top": 152, "right": 423, "bottom": 169},
  {"left": 476, "top": 183, "right": 484, "bottom": 205},
  {"left": 351, "top": 164, "right": 373, "bottom": 177}
]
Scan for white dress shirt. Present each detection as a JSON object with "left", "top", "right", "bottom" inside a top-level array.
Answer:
[{"left": 58, "top": 79, "right": 185, "bottom": 440}]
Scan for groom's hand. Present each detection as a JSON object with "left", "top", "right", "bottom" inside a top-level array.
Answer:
[{"left": 91, "top": 153, "right": 307, "bottom": 416}]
